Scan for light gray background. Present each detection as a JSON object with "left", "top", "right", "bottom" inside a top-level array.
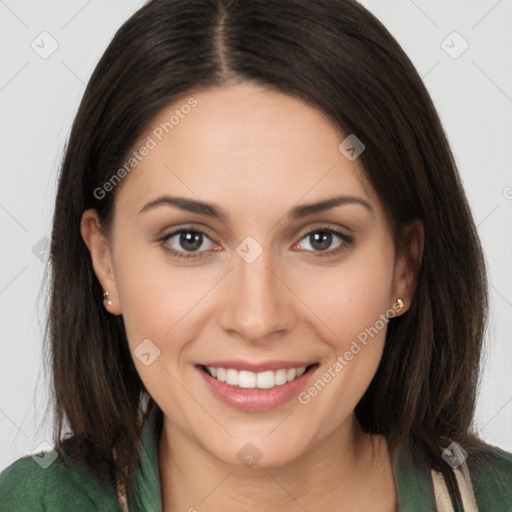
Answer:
[{"left": 1, "top": 0, "right": 511, "bottom": 472}]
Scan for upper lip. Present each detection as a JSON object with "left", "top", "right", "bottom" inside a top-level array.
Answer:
[{"left": 197, "top": 360, "right": 317, "bottom": 372}]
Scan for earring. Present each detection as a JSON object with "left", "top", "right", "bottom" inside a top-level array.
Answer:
[
  {"left": 396, "top": 298, "right": 404, "bottom": 312},
  {"left": 103, "top": 291, "right": 112, "bottom": 307}
]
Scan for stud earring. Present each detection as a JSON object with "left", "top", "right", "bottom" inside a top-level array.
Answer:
[
  {"left": 396, "top": 298, "right": 404, "bottom": 312},
  {"left": 103, "top": 291, "right": 112, "bottom": 307}
]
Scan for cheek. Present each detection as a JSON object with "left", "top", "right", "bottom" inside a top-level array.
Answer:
[
  {"left": 296, "top": 242, "right": 394, "bottom": 406},
  {"left": 301, "top": 243, "right": 395, "bottom": 348},
  {"left": 303, "top": 247, "right": 395, "bottom": 413},
  {"left": 113, "top": 239, "right": 217, "bottom": 357},
  {"left": 112, "top": 239, "right": 177, "bottom": 347},
  {"left": 112, "top": 243, "right": 205, "bottom": 411}
]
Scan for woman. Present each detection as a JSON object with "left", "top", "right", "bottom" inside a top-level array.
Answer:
[{"left": 0, "top": 0, "right": 510, "bottom": 510}]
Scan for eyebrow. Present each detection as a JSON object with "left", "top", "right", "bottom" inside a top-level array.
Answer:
[{"left": 138, "top": 194, "right": 374, "bottom": 221}]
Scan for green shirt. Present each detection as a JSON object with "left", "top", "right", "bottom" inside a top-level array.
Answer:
[{"left": 1, "top": 413, "right": 511, "bottom": 511}]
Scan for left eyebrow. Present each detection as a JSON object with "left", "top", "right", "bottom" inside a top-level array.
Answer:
[
  {"left": 138, "top": 194, "right": 374, "bottom": 221},
  {"left": 289, "top": 195, "right": 374, "bottom": 218}
]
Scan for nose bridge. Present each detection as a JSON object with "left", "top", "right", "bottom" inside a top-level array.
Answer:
[{"left": 218, "top": 236, "right": 294, "bottom": 341}]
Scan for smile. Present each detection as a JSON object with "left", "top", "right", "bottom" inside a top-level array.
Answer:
[{"left": 197, "top": 362, "right": 319, "bottom": 412}]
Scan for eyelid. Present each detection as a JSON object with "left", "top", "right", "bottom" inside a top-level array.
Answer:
[
  {"left": 299, "top": 223, "right": 352, "bottom": 240},
  {"left": 156, "top": 222, "right": 215, "bottom": 241}
]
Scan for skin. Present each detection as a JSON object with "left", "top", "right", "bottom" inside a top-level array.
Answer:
[{"left": 81, "top": 81, "right": 423, "bottom": 511}]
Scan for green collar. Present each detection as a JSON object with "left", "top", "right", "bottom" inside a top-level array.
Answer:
[
  {"left": 128, "top": 410, "right": 435, "bottom": 511},
  {"left": 392, "top": 445, "right": 437, "bottom": 511},
  {"left": 127, "top": 407, "right": 163, "bottom": 512}
]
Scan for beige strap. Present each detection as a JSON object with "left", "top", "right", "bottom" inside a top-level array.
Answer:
[
  {"left": 453, "top": 465, "right": 479, "bottom": 511},
  {"left": 431, "top": 443, "right": 478, "bottom": 512},
  {"left": 432, "top": 469, "right": 456, "bottom": 512},
  {"left": 116, "top": 472, "right": 129, "bottom": 512}
]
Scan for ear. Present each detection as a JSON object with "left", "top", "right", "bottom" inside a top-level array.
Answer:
[
  {"left": 390, "top": 220, "right": 424, "bottom": 315},
  {"left": 80, "top": 208, "right": 122, "bottom": 315}
]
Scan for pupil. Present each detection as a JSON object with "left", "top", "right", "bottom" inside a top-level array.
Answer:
[
  {"left": 311, "top": 231, "right": 331, "bottom": 251},
  {"left": 181, "top": 231, "right": 202, "bottom": 251}
]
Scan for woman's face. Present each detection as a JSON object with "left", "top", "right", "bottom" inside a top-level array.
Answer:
[{"left": 83, "top": 81, "right": 418, "bottom": 468}]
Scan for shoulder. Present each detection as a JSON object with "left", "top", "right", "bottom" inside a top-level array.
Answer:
[
  {"left": 0, "top": 449, "right": 121, "bottom": 511},
  {"left": 467, "top": 444, "right": 512, "bottom": 510},
  {"left": 0, "top": 455, "right": 49, "bottom": 510}
]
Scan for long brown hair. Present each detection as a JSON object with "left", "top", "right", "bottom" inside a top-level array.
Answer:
[{"left": 44, "top": 0, "right": 489, "bottom": 506}]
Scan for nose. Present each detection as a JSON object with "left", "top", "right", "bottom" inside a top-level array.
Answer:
[{"left": 218, "top": 243, "right": 296, "bottom": 344}]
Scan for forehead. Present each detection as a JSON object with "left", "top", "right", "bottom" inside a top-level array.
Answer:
[{"left": 114, "top": 82, "right": 380, "bottom": 221}]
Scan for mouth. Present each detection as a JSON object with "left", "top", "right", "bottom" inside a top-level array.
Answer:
[{"left": 196, "top": 362, "right": 319, "bottom": 412}]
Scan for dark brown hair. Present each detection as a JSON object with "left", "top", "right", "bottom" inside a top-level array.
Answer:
[{"left": 44, "top": 0, "right": 489, "bottom": 506}]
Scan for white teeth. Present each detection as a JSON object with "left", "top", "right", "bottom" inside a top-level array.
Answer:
[
  {"left": 274, "top": 369, "right": 287, "bottom": 385},
  {"left": 216, "top": 367, "right": 226, "bottom": 382},
  {"left": 226, "top": 369, "right": 238, "bottom": 386},
  {"left": 238, "top": 370, "right": 256, "bottom": 389},
  {"left": 257, "top": 371, "right": 274, "bottom": 389},
  {"left": 286, "top": 368, "right": 297, "bottom": 382},
  {"left": 205, "top": 366, "right": 307, "bottom": 389}
]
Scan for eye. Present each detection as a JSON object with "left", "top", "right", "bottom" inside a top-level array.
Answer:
[
  {"left": 157, "top": 226, "right": 217, "bottom": 260},
  {"left": 295, "top": 226, "right": 353, "bottom": 258}
]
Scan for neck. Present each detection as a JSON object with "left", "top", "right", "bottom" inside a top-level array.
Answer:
[{"left": 157, "top": 414, "right": 397, "bottom": 511}]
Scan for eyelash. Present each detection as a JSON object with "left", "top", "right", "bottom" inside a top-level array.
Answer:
[{"left": 156, "top": 225, "right": 353, "bottom": 260}]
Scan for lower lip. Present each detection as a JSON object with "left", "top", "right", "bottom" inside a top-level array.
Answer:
[{"left": 197, "top": 365, "right": 318, "bottom": 412}]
